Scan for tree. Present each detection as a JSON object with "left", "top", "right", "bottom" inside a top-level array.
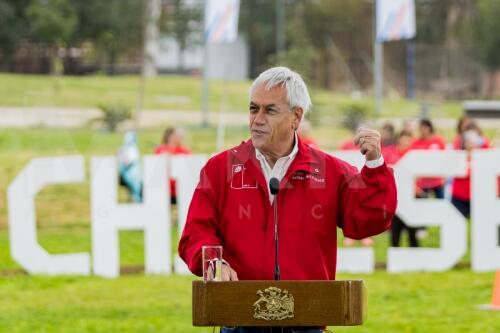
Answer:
[
  {"left": 415, "top": 0, "right": 450, "bottom": 44},
  {"left": 302, "top": 0, "right": 370, "bottom": 88},
  {"left": 474, "top": 0, "right": 500, "bottom": 70},
  {"left": 26, "top": 0, "right": 77, "bottom": 73},
  {"left": 274, "top": 1, "right": 316, "bottom": 80},
  {"left": 160, "top": 0, "right": 203, "bottom": 72},
  {"left": 0, "top": 0, "right": 34, "bottom": 68},
  {"left": 416, "top": 0, "right": 476, "bottom": 45},
  {"left": 474, "top": 0, "right": 500, "bottom": 96},
  {"left": 71, "top": 0, "right": 144, "bottom": 75},
  {"left": 239, "top": 0, "right": 278, "bottom": 77},
  {"left": 0, "top": 1, "right": 19, "bottom": 63}
]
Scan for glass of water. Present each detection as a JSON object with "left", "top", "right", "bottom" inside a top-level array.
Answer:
[{"left": 202, "top": 245, "right": 223, "bottom": 282}]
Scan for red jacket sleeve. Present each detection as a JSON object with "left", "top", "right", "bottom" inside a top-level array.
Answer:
[
  {"left": 178, "top": 158, "right": 222, "bottom": 276},
  {"left": 336, "top": 161, "right": 397, "bottom": 239}
]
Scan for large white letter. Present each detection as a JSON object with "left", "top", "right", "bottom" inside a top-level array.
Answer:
[
  {"left": 330, "top": 150, "right": 375, "bottom": 273},
  {"left": 7, "top": 156, "right": 90, "bottom": 275},
  {"left": 388, "top": 150, "right": 467, "bottom": 272},
  {"left": 472, "top": 149, "right": 500, "bottom": 271},
  {"left": 172, "top": 155, "right": 207, "bottom": 274},
  {"left": 91, "top": 155, "right": 170, "bottom": 278}
]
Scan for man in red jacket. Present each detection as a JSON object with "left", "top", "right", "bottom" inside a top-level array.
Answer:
[{"left": 179, "top": 65, "right": 396, "bottom": 301}]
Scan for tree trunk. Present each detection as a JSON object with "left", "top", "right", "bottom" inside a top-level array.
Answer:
[
  {"left": 107, "top": 48, "right": 116, "bottom": 75},
  {"left": 487, "top": 70, "right": 496, "bottom": 98},
  {"left": 177, "top": 42, "right": 185, "bottom": 72}
]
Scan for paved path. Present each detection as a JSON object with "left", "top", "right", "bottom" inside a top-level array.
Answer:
[{"left": 0, "top": 107, "right": 248, "bottom": 128}]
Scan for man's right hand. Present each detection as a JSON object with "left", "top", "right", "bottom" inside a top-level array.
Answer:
[{"left": 207, "top": 262, "right": 239, "bottom": 281}]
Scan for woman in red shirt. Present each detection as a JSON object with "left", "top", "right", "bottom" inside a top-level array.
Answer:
[
  {"left": 452, "top": 116, "right": 490, "bottom": 150},
  {"left": 154, "top": 127, "right": 191, "bottom": 204},
  {"left": 388, "top": 130, "right": 419, "bottom": 247},
  {"left": 451, "top": 122, "right": 490, "bottom": 218},
  {"left": 411, "top": 118, "right": 446, "bottom": 199}
]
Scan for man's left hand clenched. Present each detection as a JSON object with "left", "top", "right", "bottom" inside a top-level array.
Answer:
[{"left": 353, "top": 127, "right": 382, "bottom": 161}]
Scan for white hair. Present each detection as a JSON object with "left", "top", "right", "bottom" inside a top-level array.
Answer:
[{"left": 249, "top": 66, "right": 312, "bottom": 114}]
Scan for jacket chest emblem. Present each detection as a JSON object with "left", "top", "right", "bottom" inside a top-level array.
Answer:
[{"left": 231, "top": 164, "right": 258, "bottom": 189}]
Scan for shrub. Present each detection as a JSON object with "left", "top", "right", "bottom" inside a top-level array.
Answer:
[
  {"left": 340, "top": 100, "right": 372, "bottom": 131},
  {"left": 98, "top": 103, "right": 132, "bottom": 132}
]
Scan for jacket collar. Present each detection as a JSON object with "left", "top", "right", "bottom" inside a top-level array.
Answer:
[{"left": 230, "top": 135, "right": 323, "bottom": 177}]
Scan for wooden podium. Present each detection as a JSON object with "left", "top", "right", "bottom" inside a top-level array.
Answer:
[{"left": 193, "top": 280, "right": 366, "bottom": 327}]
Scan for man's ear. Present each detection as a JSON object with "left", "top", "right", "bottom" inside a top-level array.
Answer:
[{"left": 292, "top": 107, "right": 304, "bottom": 129}]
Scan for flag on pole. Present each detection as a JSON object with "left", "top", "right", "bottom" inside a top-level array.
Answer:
[
  {"left": 204, "top": 0, "right": 240, "bottom": 44},
  {"left": 376, "top": 0, "right": 416, "bottom": 42}
]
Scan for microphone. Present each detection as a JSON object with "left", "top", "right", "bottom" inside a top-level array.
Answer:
[
  {"left": 269, "top": 177, "right": 280, "bottom": 280},
  {"left": 269, "top": 177, "right": 280, "bottom": 195}
]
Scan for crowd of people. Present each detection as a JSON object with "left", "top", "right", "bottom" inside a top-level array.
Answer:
[
  {"left": 299, "top": 115, "right": 494, "bottom": 248},
  {"left": 359, "top": 116, "right": 494, "bottom": 248}
]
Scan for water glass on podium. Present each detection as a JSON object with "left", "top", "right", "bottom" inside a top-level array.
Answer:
[{"left": 202, "top": 245, "right": 223, "bottom": 282}]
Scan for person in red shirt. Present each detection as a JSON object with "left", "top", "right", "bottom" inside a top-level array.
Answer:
[
  {"left": 452, "top": 115, "right": 473, "bottom": 150},
  {"left": 381, "top": 122, "right": 397, "bottom": 147},
  {"left": 451, "top": 122, "right": 491, "bottom": 218},
  {"left": 411, "top": 118, "right": 446, "bottom": 199},
  {"left": 154, "top": 127, "right": 191, "bottom": 204},
  {"left": 380, "top": 122, "right": 398, "bottom": 168},
  {"left": 179, "top": 66, "right": 397, "bottom": 283},
  {"left": 452, "top": 116, "right": 491, "bottom": 150},
  {"left": 388, "top": 130, "right": 419, "bottom": 247}
]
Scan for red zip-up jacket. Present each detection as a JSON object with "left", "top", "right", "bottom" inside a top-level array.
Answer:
[{"left": 178, "top": 138, "right": 397, "bottom": 280}]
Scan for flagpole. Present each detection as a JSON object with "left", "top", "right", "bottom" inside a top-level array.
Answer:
[
  {"left": 373, "top": 0, "right": 383, "bottom": 118},
  {"left": 201, "top": 37, "right": 210, "bottom": 128},
  {"left": 202, "top": 0, "right": 240, "bottom": 128},
  {"left": 374, "top": 42, "right": 383, "bottom": 118},
  {"left": 374, "top": 0, "right": 416, "bottom": 116},
  {"left": 201, "top": 3, "right": 210, "bottom": 128},
  {"left": 276, "top": 0, "right": 285, "bottom": 58},
  {"left": 406, "top": 41, "right": 416, "bottom": 100}
]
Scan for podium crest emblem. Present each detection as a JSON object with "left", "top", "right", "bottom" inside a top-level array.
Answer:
[{"left": 253, "top": 286, "right": 294, "bottom": 321}]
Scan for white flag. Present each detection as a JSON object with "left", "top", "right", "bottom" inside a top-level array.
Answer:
[
  {"left": 376, "top": 0, "right": 416, "bottom": 42},
  {"left": 204, "top": 0, "right": 240, "bottom": 44}
]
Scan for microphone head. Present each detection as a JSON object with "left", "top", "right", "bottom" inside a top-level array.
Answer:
[{"left": 269, "top": 177, "right": 280, "bottom": 195}]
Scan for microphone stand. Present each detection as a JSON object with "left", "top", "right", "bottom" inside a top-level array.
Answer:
[{"left": 269, "top": 177, "right": 280, "bottom": 281}]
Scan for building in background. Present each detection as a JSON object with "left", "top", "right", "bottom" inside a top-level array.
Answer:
[{"left": 157, "top": 35, "right": 248, "bottom": 80}]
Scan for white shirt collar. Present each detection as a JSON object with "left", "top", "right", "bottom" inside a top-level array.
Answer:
[{"left": 255, "top": 132, "right": 299, "bottom": 202}]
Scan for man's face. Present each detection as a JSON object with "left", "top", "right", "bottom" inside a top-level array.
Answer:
[{"left": 249, "top": 83, "right": 302, "bottom": 155}]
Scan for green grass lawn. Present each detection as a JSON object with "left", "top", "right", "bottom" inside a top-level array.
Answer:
[
  {"left": 0, "top": 73, "right": 249, "bottom": 112},
  {"left": 0, "top": 217, "right": 496, "bottom": 333},
  {"left": 0, "top": 73, "right": 464, "bottom": 119},
  {"left": 0, "top": 272, "right": 498, "bottom": 333}
]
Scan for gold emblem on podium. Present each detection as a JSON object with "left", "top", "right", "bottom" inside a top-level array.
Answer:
[{"left": 253, "top": 286, "right": 295, "bottom": 321}]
